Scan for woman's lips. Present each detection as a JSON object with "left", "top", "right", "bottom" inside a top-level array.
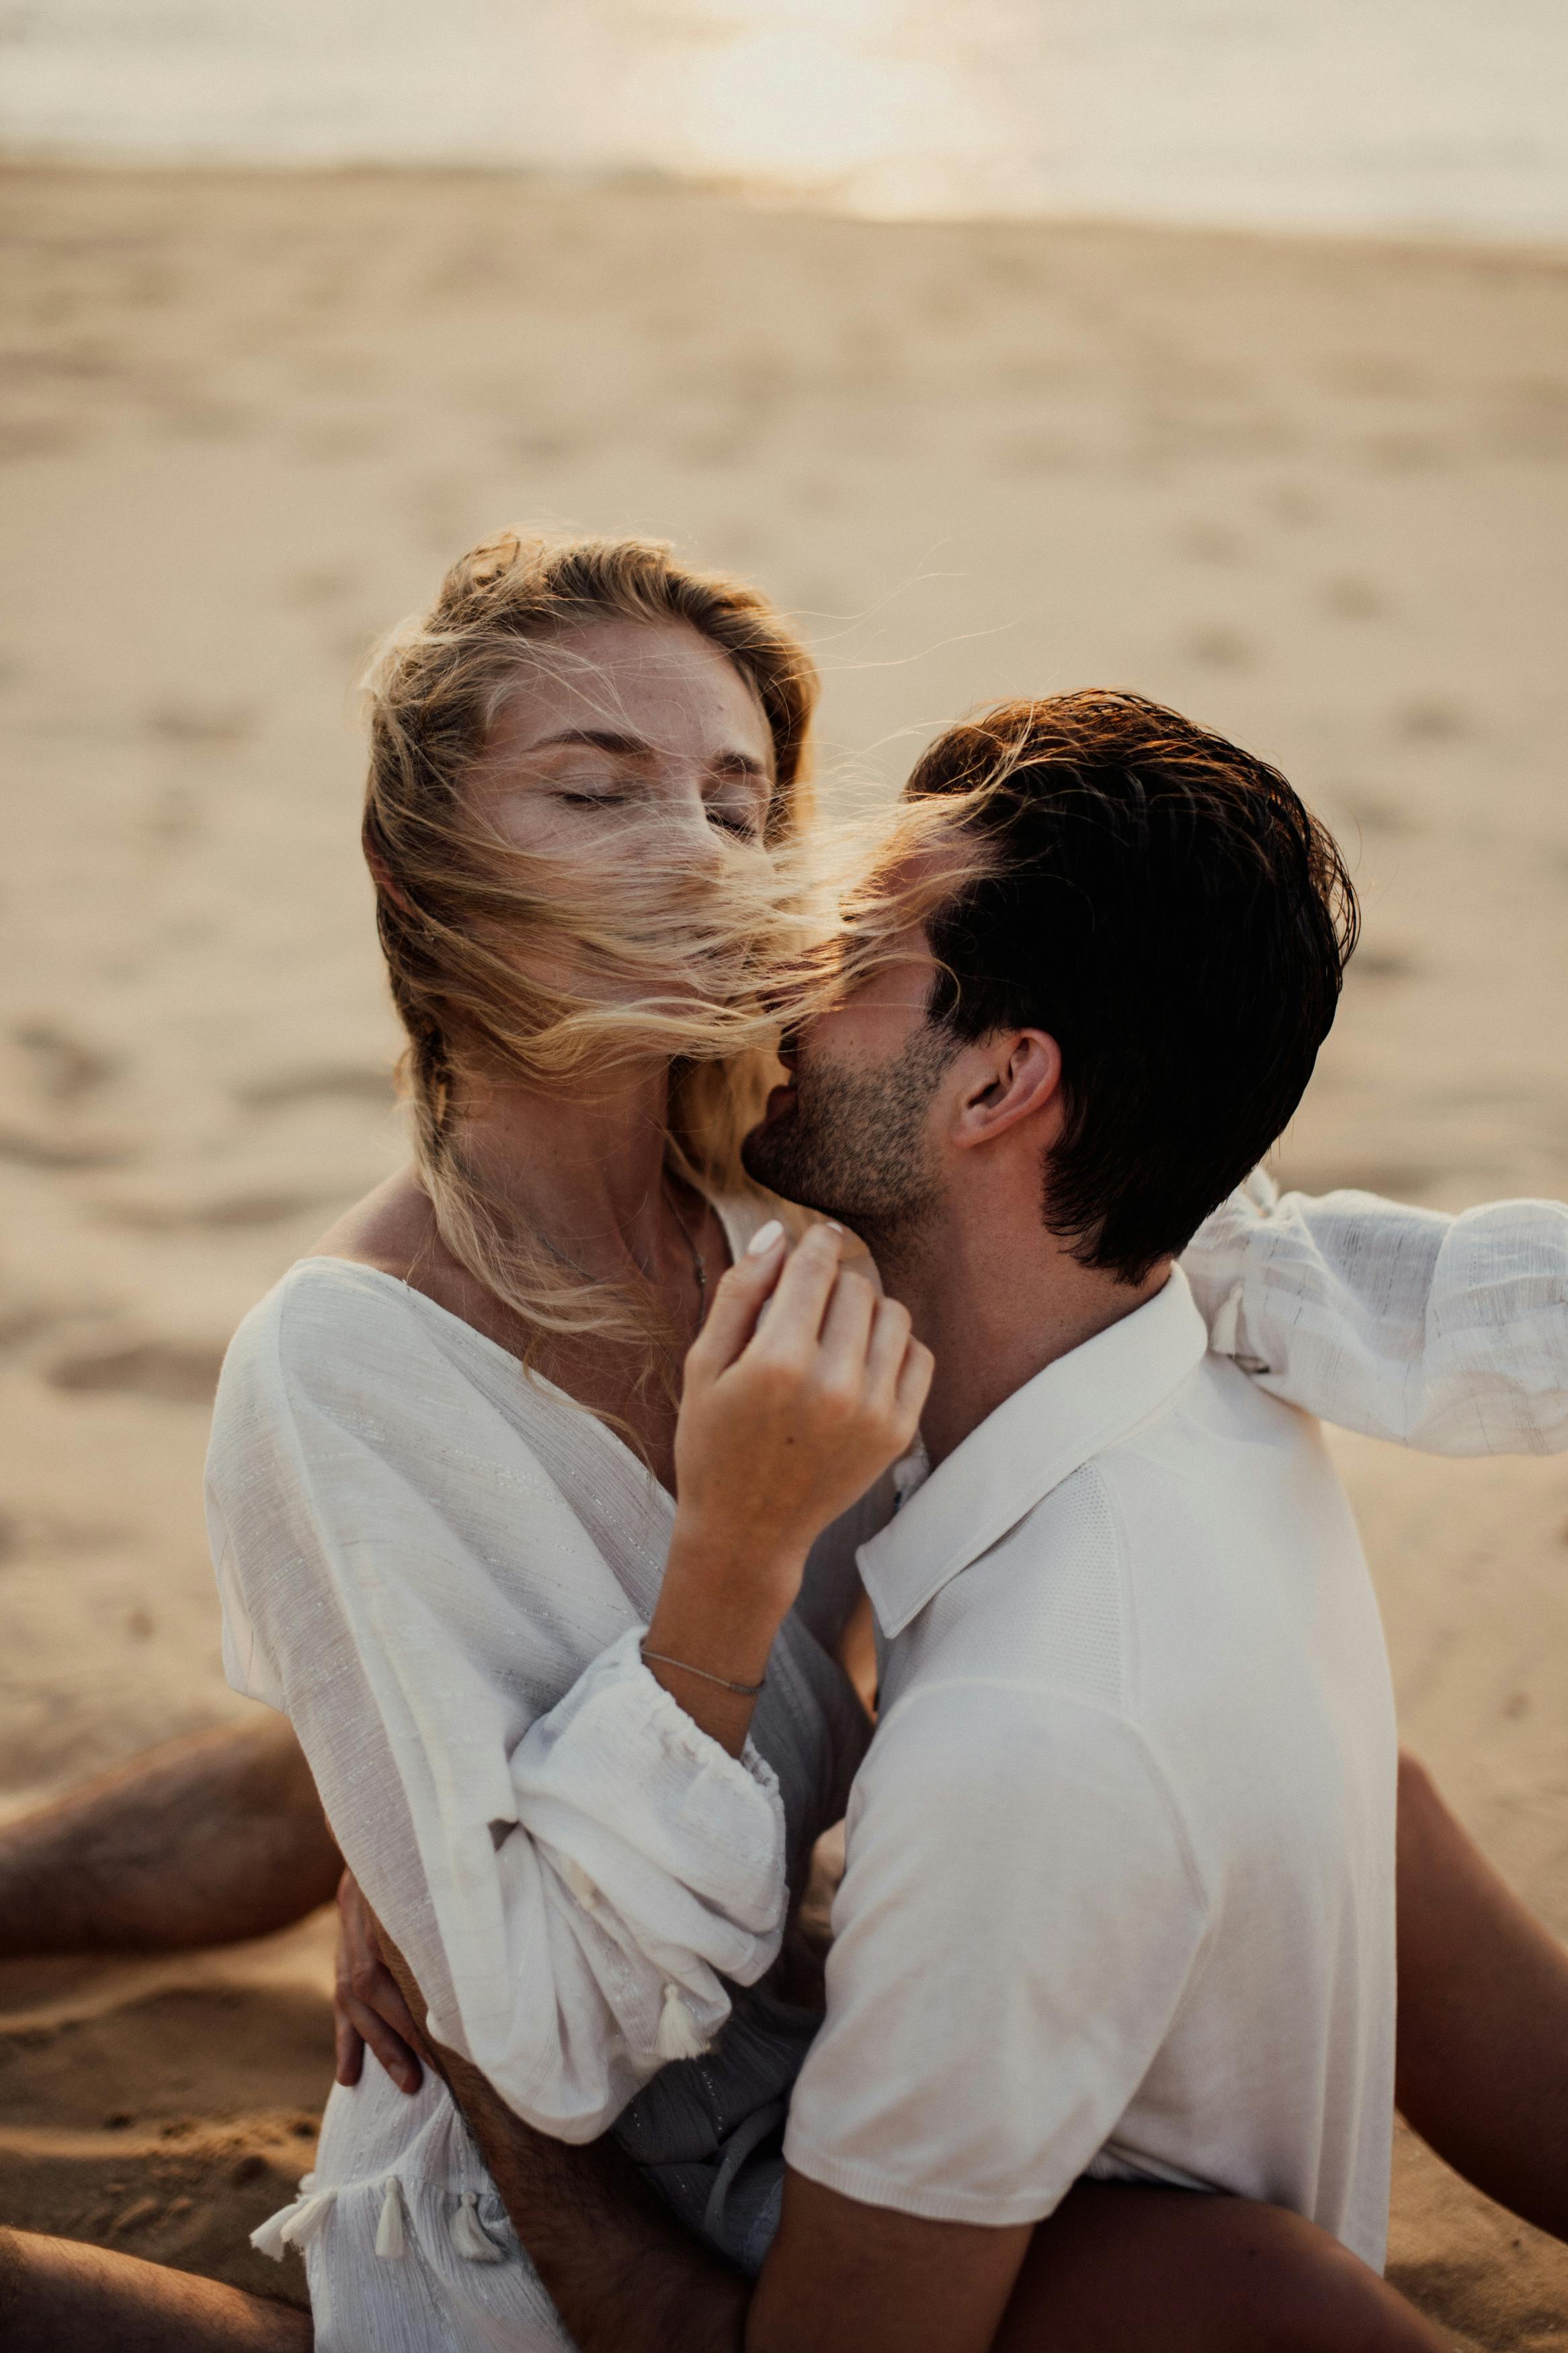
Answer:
[{"left": 760, "top": 1082, "right": 798, "bottom": 1126}]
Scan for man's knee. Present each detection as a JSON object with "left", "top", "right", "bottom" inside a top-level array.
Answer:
[{"left": 1267, "top": 2225, "right": 1442, "bottom": 2353}]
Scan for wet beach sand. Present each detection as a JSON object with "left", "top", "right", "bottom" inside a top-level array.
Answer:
[{"left": 1, "top": 164, "right": 1567, "bottom": 2341}]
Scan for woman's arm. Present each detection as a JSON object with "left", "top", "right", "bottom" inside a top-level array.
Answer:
[
  {"left": 210, "top": 1246, "right": 922, "bottom": 2144},
  {"left": 641, "top": 1221, "right": 929, "bottom": 1756},
  {"left": 211, "top": 1275, "right": 792, "bottom": 2141},
  {"left": 1183, "top": 1172, "right": 1568, "bottom": 1451}
]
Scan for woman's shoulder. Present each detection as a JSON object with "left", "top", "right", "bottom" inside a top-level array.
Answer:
[
  {"left": 217, "top": 1254, "right": 473, "bottom": 1428},
  {"left": 223, "top": 1166, "right": 466, "bottom": 1384}
]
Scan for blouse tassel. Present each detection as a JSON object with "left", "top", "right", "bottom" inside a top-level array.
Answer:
[
  {"left": 655, "top": 1979, "right": 709, "bottom": 2062},
  {"left": 374, "top": 2176, "right": 407, "bottom": 2260},
  {"left": 251, "top": 2175, "right": 338, "bottom": 2262},
  {"left": 449, "top": 2190, "right": 505, "bottom": 2264}
]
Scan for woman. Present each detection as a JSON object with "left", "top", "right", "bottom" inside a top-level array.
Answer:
[
  {"left": 211, "top": 530, "right": 937, "bottom": 2346},
  {"left": 7, "top": 529, "right": 1558, "bottom": 2350}
]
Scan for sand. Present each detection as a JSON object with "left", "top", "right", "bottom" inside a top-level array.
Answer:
[{"left": 1, "top": 163, "right": 1567, "bottom": 2340}]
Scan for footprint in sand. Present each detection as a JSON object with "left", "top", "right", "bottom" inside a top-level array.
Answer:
[
  {"left": 0, "top": 1128, "right": 134, "bottom": 1172},
  {"left": 1334, "top": 789, "right": 1422, "bottom": 838},
  {"left": 0, "top": 1022, "right": 131, "bottom": 1168},
  {"left": 96, "top": 1191, "right": 326, "bottom": 1234},
  {"left": 1396, "top": 698, "right": 1469, "bottom": 744},
  {"left": 1184, "top": 625, "right": 1259, "bottom": 672},
  {"left": 1174, "top": 520, "right": 1247, "bottom": 565},
  {"left": 45, "top": 1340, "right": 228, "bottom": 1406},
  {"left": 1347, "top": 944, "right": 1421, "bottom": 984},
  {"left": 234, "top": 1064, "right": 395, "bottom": 1112},
  {"left": 144, "top": 702, "right": 257, "bottom": 749},
  {"left": 11, "top": 1021, "right": 119, "bottom": 1103},
  {"left": 1322, "top": 574, "right": 1387, "bottom": 620}
]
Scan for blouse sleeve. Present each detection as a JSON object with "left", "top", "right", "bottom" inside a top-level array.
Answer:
[
  {"left": 1182, "top": 1170, "right": 1568, "bottom": 1455},
  {"left": 205, "top": 1268, "right": 788, "bottom": 2143}
]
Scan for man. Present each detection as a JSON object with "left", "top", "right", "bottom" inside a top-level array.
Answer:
[
  {"left": 730, "top": 690, "right": 1403, "bottom": 2343},
  {"left": 7, "top": 691, "right": 1568, "bottom": 2347},
  {"left": 352, "top": 688, "right": 1520, "bottom": 2350}
]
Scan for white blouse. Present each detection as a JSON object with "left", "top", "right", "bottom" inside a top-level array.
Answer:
[
  {"left": 1187, "top": 1170, "right": 1568, "bottom": 1453},
  {"left": 208, "top": 1176, "right": 1568, "bottom": 2344},
  {"left": 210, "top": 1207, "right": 876, "bottom": 2146}
]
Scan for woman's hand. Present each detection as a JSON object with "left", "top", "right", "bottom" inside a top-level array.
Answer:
[
  {"left": 644, "top": 1221, "right": 932, "bottom": 1754},
  {"left": 333, "top": 1868, "right": 424, "bottom": 2096}
]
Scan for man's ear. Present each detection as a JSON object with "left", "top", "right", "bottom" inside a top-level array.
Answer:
[{"left": 949, "top": 1030, "right": 1063, "bottom": 1153}]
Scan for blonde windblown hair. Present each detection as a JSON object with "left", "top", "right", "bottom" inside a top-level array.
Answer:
[{"left": 362, "top": 529, "right": 825, "bottom": 1383}]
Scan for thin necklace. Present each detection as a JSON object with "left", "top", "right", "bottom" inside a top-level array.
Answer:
[
  {"left": 665, "top": 1187, "right": 710, "bottom": 1328},
  {"left": 533, "top": 1180, "right": 708, "bottom": 1328}
]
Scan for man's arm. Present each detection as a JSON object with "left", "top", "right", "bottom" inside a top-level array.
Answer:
[
  {"left": 749, "top": 2169, "right": 1029, "bottom": 2353},
  {"left": 373, "top": 1918, "right": 749, "bottom": 2353}
]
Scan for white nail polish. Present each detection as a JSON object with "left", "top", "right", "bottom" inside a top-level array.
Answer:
[{"left": 747, "top": 1219, "right": 784, "bottom": 1257}]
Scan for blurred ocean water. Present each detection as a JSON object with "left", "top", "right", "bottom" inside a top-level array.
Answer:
[{"left": 2, "top": 0, "right": 1566, "bottom": 243}]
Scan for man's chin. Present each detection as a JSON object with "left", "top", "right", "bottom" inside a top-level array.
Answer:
[
  {"left": 740, "top": 1119, "right": 791, "bottom": 1195},
  {"left": 741, "top": 1113, "right": 817, "bottom": 1207}
]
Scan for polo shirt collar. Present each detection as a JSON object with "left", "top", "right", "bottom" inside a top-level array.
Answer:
[{"left": 858, "top": 1263, "right": 1208, "bottom": 1638}]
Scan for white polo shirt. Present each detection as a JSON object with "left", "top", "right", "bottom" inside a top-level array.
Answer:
[{"left": 782, "top": 1266, "right": 1398, "bottom": 2270}]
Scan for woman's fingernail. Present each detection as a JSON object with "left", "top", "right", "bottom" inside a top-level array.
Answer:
[{"left": 747, "top": 1219, "right": 784, "bottom": 1257}]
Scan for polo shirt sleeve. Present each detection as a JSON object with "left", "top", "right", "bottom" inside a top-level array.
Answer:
[{"left": 782, "top": 1681, "right": 1210, "bottom": 2227}]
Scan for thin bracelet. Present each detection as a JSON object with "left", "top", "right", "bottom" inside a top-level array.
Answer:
[{"left": 641, "top": 1645, "right": 766, "bottom": 1698}]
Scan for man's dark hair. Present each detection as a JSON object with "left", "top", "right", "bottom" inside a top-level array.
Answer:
[{"left": 907, "top": 690, "right": 1358, "bottom": 1285}]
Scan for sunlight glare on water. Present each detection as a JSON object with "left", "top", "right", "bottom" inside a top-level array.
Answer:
[
  {"left": 1, "top": 0, "right": 1565, "bottom": 241},
  {"left": 653, "top": 0, "right": 980, "bottom": 188}
]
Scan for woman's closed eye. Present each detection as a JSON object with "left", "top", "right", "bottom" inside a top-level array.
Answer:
[
  {"left": 706, "top": 803, "right": 762, "bottom": 840},
  {"left": 556, "top": 789, "right": 746, "bottom": 830}
]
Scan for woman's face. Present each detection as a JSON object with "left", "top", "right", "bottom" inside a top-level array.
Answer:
[
  {"left": 470, "top": 614, "right": 776, "bottom": 864},
  {"left": 460, "top": 612, "right": 781, "bottom": 1026}
]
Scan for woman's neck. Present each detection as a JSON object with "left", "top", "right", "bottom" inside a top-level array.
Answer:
[
  {"left": 452, "top": 1062, "right": 678, "bottom": 1279},
  {"left": 315, "top": 1056, "right": 724, "bottom": 1493}
]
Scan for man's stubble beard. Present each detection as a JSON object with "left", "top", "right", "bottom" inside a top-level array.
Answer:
[{"left": 741, "top": 1024, "right": 956, "bottom": 1256}]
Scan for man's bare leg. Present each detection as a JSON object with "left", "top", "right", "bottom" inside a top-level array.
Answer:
[
  {"left": 0, "top": 2230, "right": 311, "bottom": 2353},
  {"left": 992, "top": 2184, "right": 1447, "bottom": 2352},
  {"left": 0, "top": 1716, "right": 340, "bottom": 1957},
  {"left": 369, "top": 1919, "right": 1442, "bottom": 2353},
  {"left": 0, "top": 1734, "right": 335, "bottom": 2346},
  {"left": 1395, "top": 1747, "right": 1568, "bottom": 2242}
]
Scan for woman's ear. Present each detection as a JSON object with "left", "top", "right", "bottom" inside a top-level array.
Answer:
[
  {"left": 364, "top": 839, "right": 421, "bottom": 921},
  {"left": 950, "top": 1031, "right": 1063, "bottom": 1152}
]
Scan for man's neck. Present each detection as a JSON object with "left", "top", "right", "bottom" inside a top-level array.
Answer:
[{"left": 876, "top": 1213, "right": 1172, "bottom": 1468}]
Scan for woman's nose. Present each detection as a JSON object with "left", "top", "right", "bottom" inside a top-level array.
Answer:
[{"left": 665, "top": 787, "right": 728, "bottom": 865}]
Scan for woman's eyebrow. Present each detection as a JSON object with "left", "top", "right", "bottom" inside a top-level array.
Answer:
[
  {"left": 528, "top": 728, "right": 770, "bottom": 783},
  {"left": 527, "top": 727, "right": 657, "bottom": 759}
]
